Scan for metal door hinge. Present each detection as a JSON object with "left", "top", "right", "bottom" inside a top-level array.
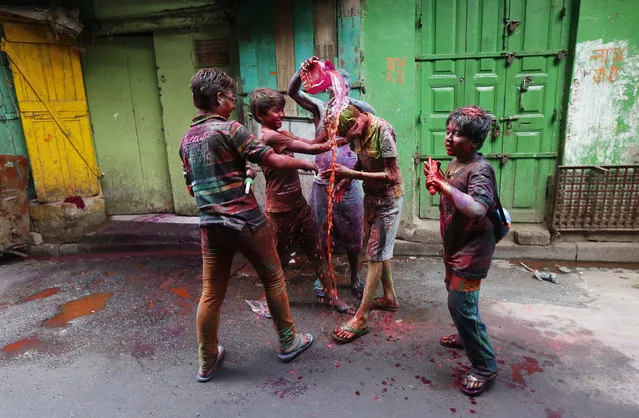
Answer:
[{"left": 417, "top": 13, "right": 422, "bottom": 29}]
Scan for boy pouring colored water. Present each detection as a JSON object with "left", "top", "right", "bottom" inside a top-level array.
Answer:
[
  {"left": 321, "top": 105, "right": 404, "bottom": 344},
  {"left": 424, "top": 105, "right": 499, "bottom": 397},
  {"left": 288, "top": 58, "right": 376, "bottom": 300},
  {"left": 180, "top": 69, "right": 315, "bottom": 382},
  {"left": 248, "top": 88, "right": 353, "bottom": 314}
]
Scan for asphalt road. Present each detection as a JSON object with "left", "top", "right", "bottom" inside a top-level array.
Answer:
[{"left": 1, "top": 251, "right": 638, "bottom": 417}]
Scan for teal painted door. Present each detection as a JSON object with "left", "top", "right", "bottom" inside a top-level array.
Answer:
[
  {"left": 417, "top": 0, "right": 570, "bottom": 222},
  {"left": 0, "top": 52, "right": 27, "bottom": 156},
  {"left": 83, "top": 35, "right": 174, "bottom": 215}
]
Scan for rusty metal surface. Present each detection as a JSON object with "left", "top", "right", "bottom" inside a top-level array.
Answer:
[
  {"left": 0, "top": 154, "right": 29, "bottom": 252},
  {"left": 552, "top": 165, "right": 639, "bottom": 232}
]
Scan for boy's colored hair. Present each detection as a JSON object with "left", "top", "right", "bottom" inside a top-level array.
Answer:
[
  {"left": 249, "top": 88, "right": 286, "bottom": 122},
  {"left": 190, "top": 68, "right": 235, "bottom": 111},
  {"left": 446, "top": 105, "right": 494, "bottom": 149},
  {"left": 338, "top": 105, "right": 360, "bottom": 137}
]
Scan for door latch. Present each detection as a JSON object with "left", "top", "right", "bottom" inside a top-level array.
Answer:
[
  {"left": 506, "top": 51, "right": 516, "bottom": 65},
  {"left": 505, "top": 19, "right": 520, "bottom": 35},
  {"left": 519, "top": 76, "right": 532, "bottom": 110},
  {"left": 556, "top": 49, "right": 568, "bottom": 61},
  {"left": 501, "top": 153, "right": 510, "bottom": 166},
  {"left": 499, "top": 116, "right": 519, "bottom": 135},
  {"left": 492, "top": 122, "right": 501, "bottom": 140}
]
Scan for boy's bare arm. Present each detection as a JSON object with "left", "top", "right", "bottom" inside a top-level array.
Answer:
[
  {"left": 287, "top": 69, "right": 325, "bottom": 122},
  {"left": 262, "top": 151, "right": 318, "bottom": 173},
  {"left": 321, "top": 157, "right": 399, "bottom": 183},
  {"left": 274, "top": 130, "right": 345, "bottom": 153}
]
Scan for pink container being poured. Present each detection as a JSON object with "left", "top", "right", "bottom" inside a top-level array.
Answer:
[{"left": 300, "top": 58, "right": 336, "bottom": 94}]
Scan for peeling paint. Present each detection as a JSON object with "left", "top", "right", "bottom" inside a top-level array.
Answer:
[{"left": 565, "top": 39, "right": 639, "bottom": 165}]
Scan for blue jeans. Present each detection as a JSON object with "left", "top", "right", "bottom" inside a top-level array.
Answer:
[{"left": 447, "top": 288, "right": 498, "bottom": 377}]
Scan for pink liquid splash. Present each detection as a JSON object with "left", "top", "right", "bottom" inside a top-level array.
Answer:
[{"left": 323, "top": 70, "right": 349, "bottom": 299}]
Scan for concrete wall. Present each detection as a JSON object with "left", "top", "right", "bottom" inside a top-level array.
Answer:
[{"left": 565, "top": 0, "right": 639, "bottom": 165}]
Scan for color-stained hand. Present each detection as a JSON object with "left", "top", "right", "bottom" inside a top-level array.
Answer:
[
  {"left": 301, "top": 56, "right": 320, "bottom": 73},
  {"left": 333, "top": 179, "right": 351, "bottom": 203},
  {"left": 246, "top": 167, "right": 257, "bottom": 180},
  {"left": 300, "top": 160, "right": 319, "bottom": 174},
  {"left": 424, "top": 157, "right": 445, "bottom": 194},
  {"left": 320, "top": 163, "right": 350, "bottom": 180}
]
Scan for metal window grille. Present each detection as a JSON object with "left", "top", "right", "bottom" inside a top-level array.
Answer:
[
  {"left": 552, "top": 165, "right": 639, "bottom": 232},
  {"left": 195, "top": 39, "right": 230, "bottom": 68}
]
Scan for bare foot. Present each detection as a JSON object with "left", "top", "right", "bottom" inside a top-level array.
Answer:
[{"left": 326, "top": 296, "right": 355, "bottom": 314}]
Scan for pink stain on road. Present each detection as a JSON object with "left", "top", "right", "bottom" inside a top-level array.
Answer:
[{"left": 512, "top": 356, "right": 544, "bottom": 386}]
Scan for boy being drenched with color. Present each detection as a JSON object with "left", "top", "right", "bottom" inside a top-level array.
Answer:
[
  {"left": 321, "top": 105, "right": 404, "bottom": 344},
  {"left": 424, "top": 105, "right": 498, "bottom": 397}
]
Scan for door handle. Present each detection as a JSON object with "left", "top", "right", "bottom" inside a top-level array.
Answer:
[{"left": 499, "top": 116, "right": 520, "bottom": 122}]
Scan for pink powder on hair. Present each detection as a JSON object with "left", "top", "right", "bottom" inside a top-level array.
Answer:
[{"left": 459, "top": 106, "right": 486, "bottom": 118}]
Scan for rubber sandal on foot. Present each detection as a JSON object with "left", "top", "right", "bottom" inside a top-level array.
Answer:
[
  {"left": 195, "top": 345, "right": 225, "bottom": 382},
  {"left": 331, "top": 325, "right": 369, "bottom": 344},
  {"left": 313, "top": 279, "right": 326, "bottom": 298},
  {"left": 460, "top": 372, "right": 497, "bottom": 397},
  {"left": 278, "top": 333, "right": 314, "bottom": 363}
]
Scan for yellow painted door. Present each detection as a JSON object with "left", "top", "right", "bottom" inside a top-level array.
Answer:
[{"left": 1, "top": 22, "right": 101, "bottom": 203}]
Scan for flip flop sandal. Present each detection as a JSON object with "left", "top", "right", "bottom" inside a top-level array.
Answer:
[
  {"left": 195, "top": 345, "right": 225, "bottom": 382},
  {"left": 460, "top": 372, "right": 497, "bottom": 397},
  {"left": 278, "top": 333, "right": 314, "bottom": 363},
  {"left": 440, "top": 333, "right": 464, "bottom": 349},
  {"left": 331, "top": 325, "right": 370, "bottom": 344},
  {"left": 351, "top": 279, "right": 365, "bottom": 300},
  {"left": 313, "top": 279, "right": 326, "bottom": 298},
  {"left": 371, "top": 297, "right": 398, "bottom": 312}
]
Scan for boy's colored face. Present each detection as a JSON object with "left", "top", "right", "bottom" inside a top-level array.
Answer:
[
  {"left": 445, "top": 122, "right": 475, "bottom": 158},
  {"left": 216, "top": 89, "right": 236, "bottom": 118},
  {"left": 341, "top": 113, "right": 366, "bottom": 143},
  {"left": 259, "top": 105, "right": 285, "bottom": 130}
]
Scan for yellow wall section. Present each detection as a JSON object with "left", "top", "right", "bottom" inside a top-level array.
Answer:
[{"left": 1, "top": 22, "right": 101, "bottom": 203}]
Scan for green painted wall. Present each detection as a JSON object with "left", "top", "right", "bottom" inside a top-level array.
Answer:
[
  {"left": 361, "top": 0, "right": 416, "bottom": 224},
  {"left": 83, "top": 35, "right": 174, "bottom": 215},
  {"left": 565, "top": 0, "right": 639, "bottom": 165},
  {"left": 153, "top": 31, "right": 199, "bottom": 216}
]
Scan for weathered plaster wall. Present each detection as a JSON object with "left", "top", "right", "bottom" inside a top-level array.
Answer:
[
  {"left": 565, "top": 0, "right": 639, "bottom": 165},
  {"left": 361, "top": 0, "right": 416, "bottom": 224},
  {"left": 153, "top": 31, "right": 199, "bottom": 216}
]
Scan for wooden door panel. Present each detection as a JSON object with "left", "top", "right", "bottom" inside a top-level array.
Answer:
[{"left": 1, "top": 23, "right": 100, "bottom": 202}]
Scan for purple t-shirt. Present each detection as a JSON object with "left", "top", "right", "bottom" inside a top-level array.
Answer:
[{"left": 440, "top": 155, "right": 497, "bottom": 279}]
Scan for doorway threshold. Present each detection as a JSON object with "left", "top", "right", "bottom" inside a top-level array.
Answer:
[{"left": 109, "top": 214, "right": 199, "bottom": 224}]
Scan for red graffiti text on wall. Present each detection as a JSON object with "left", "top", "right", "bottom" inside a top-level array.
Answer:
[
  {"left": 589, "top": 46, "right": 627, "bottom": 84},
  {"left": 385, "top": 57, "right": 406, "bottom": 84}
]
